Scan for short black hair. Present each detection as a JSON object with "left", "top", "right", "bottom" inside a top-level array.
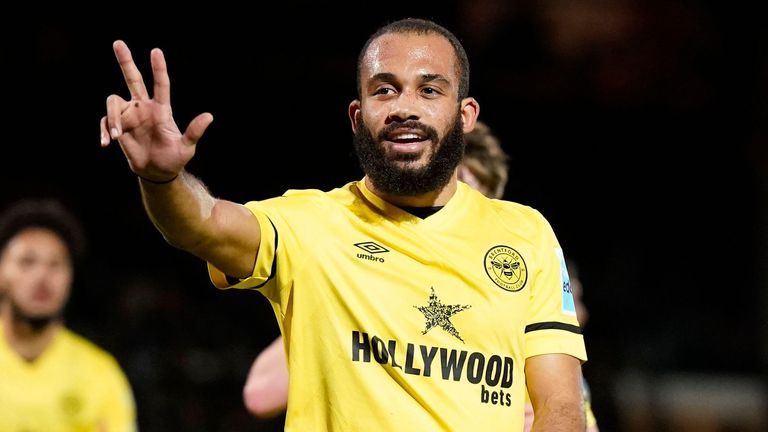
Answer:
[
  {"left": 0, "top": 198, "right": 86, "bottom": 262},
  {"left": 356, "top": 18, "right": 470, "bottom": 100}
]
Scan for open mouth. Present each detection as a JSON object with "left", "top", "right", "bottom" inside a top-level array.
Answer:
[{"left": 386, "top": 130, "right": 429, "bottom": 153}]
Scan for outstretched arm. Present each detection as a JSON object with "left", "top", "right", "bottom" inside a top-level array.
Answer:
[
  {"left": 101, "top": 40, "right": 259, "bottom": 278},
  {"left": 243, "top": 336, "right": 289, "bottom": 418},
  {"left": 525, "top": 353, "right": 585, "bottom": 432}
]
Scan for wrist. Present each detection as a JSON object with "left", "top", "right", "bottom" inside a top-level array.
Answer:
[{"left": 137, "top": 173, "right": 179, "bottom": 185}]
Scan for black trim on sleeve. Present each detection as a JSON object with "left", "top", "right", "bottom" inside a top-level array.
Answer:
[
  {"left": 525, "top": 321, "right": 582, "bottom": 335},
  {"left": 252, "top": 217, "right": 278, "bottom": 288},
  {"left": 223, "top": 216, "right": 279, "bottom": 288}
]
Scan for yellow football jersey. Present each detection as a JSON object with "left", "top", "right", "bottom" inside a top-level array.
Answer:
[
  {"left": 210, "top": 179, "right": 587, "bottom": 431},
  {"left": 0, "top": 322, "right": 137, "bottom": 432}
]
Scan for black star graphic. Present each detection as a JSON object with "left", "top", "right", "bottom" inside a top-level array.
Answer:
[{"left": 414, "top": 287, "right": 471, "bottom": 343}]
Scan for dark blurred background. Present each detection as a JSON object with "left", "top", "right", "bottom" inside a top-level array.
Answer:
[{"left": 4, "top": 1, "right": 766, "bottom": 431}]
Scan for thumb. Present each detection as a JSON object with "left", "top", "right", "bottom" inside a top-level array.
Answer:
[{"left": 183, "top": 113, "right": 214, "bottom": 145}]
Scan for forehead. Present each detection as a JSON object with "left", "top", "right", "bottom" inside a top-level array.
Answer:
[
  {"left": 361, "top": 32, "right": 458, "bottom": 83},
  {"left": 2, "top": 228, "right": 68, "bottom": 257}
]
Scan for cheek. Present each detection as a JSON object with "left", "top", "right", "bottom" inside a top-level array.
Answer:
[
  {"left": 423, "top": 104, "right": 446, "bottom": 120},
  {"left": 433, "top": 108, "right": 462, "bottom": 136},
  {"left": 52, "top": 271, "right": 73, "bottom": 298},
  {"left": 361, "top": 105, "right": 388, "bottom": 126},
  {"left": 2, "top": 268, "right": 26, "bottom": 294}
]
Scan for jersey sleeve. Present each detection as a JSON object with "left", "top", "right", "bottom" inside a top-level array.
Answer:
[
  {"left": 524, "top": 211, "right": 587, "bottom": 362},
  {"left": 205, "top": 192, "right": 322, "bottom": 315},
  {"left": 207, "top": 200, "right": 283, "bottom": 300}
]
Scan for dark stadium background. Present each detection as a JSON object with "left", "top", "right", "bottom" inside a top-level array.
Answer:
[{"left": 5, "top": 2, "right": 766, "bottom": 430}]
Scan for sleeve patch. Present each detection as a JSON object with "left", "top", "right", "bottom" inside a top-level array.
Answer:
[{"left": 556, "top": 248, "right": 577, "bottom": 316}]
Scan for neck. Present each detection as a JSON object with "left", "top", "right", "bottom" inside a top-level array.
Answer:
[
  {"left": 365, "top": 174, "right": 459, "bottom": 208},
  {"left": 1, "top": 307, "right": 60, "bottom": 362}
]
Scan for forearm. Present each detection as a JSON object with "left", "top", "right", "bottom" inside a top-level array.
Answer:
[
  {"left": 526, "top": 354, "right": 586, "bottom": 432},
  {"left": 139, "top": 170, "right": 261, "bottom": 277},
  {"left": 139, "top": 170, "right": 217, "bottom": 252},
  {"left": 530, "top": 398, "right": 585, "bottom": 432}
]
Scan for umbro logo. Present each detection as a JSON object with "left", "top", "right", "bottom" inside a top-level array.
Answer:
[
  {"left": 355, "top": 241, "right": 389, "bottom": 254},
  {"left": 355, "top": 241, "right": 388, "bottom": 263}
]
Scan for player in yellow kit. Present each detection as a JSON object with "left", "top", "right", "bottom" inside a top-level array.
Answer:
[
  {"left": 0, "top": 198, "right": 136, "bottom": 432},
  {"left": 101, "top": 18, "right": 587, "bottom": 431}
]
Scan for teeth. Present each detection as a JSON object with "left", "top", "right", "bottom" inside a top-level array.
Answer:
[{"left": 393, "top": 133, "right": 421, "bottom": 140}]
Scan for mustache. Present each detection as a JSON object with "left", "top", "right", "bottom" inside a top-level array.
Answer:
[{"left": 376, "top": 120, "right": 439, "bottom": 143}]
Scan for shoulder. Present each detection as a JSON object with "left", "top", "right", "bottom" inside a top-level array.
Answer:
[
  {"left": 491, "top": 198, "right": 541, "bottom": 218},
  {"left": 59, "top": 328, "right": 124, "bottom": 373},
  {"left": 463, "top": 189, "right": 559, "bottom": 246},
  {"left": 480, "top": 193, "right": 550, "bottom": 230},
  {"left": 244, "top": 181, "right": 361, "bottom": 216}
]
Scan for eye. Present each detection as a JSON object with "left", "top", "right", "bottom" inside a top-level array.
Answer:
[
  {"left": 48, "top": 258, "right": 69, "bottom": 272},
  {"left": 17, "top": 256, "right": 37, "bottom": 269},
  {"left": 421, "top": 86, "right": 441, "bottom": 98},
  {"left": 373, "top": 86, "right": 396, "bottom": 96}
]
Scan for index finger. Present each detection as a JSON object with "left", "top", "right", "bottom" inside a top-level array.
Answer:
[{"left": 113, "top": 40, "right": 149, "bottom": 100}]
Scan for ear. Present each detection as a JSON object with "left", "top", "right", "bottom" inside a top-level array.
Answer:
[
  {"left": 348, "top": 100, "right": 362, "bottom": 134},
  {"left": 459, "top": 97, "right": 480, "bottom": 133}
]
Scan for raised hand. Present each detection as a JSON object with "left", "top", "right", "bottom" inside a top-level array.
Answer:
[{"left": 100, "top": 40, "right": 213, "bottom": 183}]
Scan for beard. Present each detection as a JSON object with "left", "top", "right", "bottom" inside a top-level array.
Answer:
[
  {"left": 8, "top": 298, "right": 62, "bottom": 332},
  {"left": 353, "top": 111, "right": 465, "bottom": 196}
]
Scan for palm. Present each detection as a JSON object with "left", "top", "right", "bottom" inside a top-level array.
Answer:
[
  {"left": 102, "top": 40, "right": 212, "bottom": 182},
  {"left": 118, "top": 99, "right": 192, "bottom": 176}
]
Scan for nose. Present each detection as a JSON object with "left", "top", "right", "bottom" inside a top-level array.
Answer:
[{"left": 386, "top": 91, "right": 420, "bottom": 123}]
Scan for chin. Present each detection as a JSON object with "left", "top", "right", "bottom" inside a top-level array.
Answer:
[
  {"left": 19, "top": 304, "right": 62, "bottom": 319},
  {"left": 391, "top": 156, "right": 428, "bottom": 169}
]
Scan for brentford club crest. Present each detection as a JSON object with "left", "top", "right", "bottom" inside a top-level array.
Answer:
[{"left": 484, "top": 245, "right": 528, "bottom": 292}]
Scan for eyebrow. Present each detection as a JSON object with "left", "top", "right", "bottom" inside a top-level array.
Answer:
[
  {"left": 367, "top": 72, "right": 452, "bottom": 88},
  {"left": 421, "top": 73, "right": 451, "bottom": 87}
]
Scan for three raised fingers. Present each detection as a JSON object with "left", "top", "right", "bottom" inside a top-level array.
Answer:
[{"left": 103, "top": 41, "right": 175, "bottom": 145}]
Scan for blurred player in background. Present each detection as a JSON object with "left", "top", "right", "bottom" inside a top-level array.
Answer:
[{"left": 0, "top": 198, "right": 137, "bottom": 432}]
